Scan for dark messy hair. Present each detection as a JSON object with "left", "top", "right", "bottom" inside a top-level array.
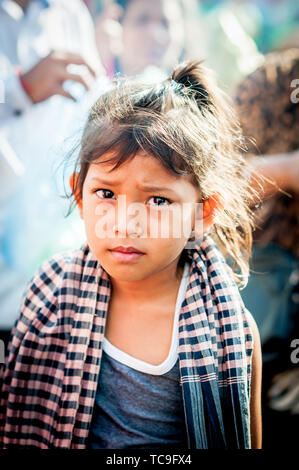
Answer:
[{"left": 67, "top": 60, "right": 256, "bottom": 286}]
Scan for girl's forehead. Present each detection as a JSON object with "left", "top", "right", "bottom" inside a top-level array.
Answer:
[
  {"left": 88, "top": 151, "right": 167, "bottom": 177},
  {"left": 87, "top": 151, "right": 196, "bottom": 186},
  {"left": 85, "top": 152, "right": 200, "bottom": 195}
]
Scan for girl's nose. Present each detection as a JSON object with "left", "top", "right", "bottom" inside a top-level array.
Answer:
[
  {"left": 112, "top": 219, "right": 144, "bottom": 239},
  {"left": 110, "top": 199, "right": 147, "bottom": 238},
  {"left": 112, "top": 224, "right": 143, "bottom": 238}
]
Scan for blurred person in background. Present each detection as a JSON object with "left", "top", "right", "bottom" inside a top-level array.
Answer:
[
  {"left": 234, "top": 48, "right": 299, "bottom": 448},
  {"left": 91, "top": 0, "right": 193, "bottom": 79},
  {"left": 89, "top": 0, "right": 297, "bottom": 91},
  {"left": 0, "top": 0, "right": 107, "bottom": 340},
  {"left": 0, "top": 0, "right": 103, "bottom": 122}
]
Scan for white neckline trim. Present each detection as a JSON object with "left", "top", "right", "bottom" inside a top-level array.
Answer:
[{"left": 103, "top": 262, "right": 190, "bottom": 376}]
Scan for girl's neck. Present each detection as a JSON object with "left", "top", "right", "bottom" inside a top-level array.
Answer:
[{"left": 109, "top": 259, "right": 184, "bottom": 304}]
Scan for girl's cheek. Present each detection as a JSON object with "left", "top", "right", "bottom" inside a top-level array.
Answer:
[
  {"left": 148, "top": 205, "right": 188, "bottom": 240},
  {"left": 94, "top": 203, "right": 116, "bottom": 239}
]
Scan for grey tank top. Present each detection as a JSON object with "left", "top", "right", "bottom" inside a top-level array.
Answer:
[{"left": 87, "top": 262, "right": 190, "bottom": 449}]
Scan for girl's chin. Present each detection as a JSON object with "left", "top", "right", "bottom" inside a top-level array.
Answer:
[{"left": 106, "top": 271, "right": 149, "bottom": 283}]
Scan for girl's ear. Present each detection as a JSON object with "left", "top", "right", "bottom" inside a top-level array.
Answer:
[
  {"left": 202, "top": 193, "right": 224, "bottom": 232},
  {"left": 69, "top": 172, "right": 83, "bottom": 219},
  {"left": 191, "top": 193, "right": 224, "bottom": 239}
]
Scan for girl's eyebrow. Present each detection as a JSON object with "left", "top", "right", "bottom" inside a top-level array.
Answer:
[
  {"left": 90, "top": 177, "right": 179, "bottom": 196},
  {"left": 90, "top": 177, "right": 120, "bottom": 186}
]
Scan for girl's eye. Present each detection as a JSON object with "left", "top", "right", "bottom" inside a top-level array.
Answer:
[
  {"left": 94, "top": 191, "right": 170, "bottom": 206},
  {"left": 95, "top": 189, "right": 115, "bottom": 199},
  {"left": 148, "top": 196, "right": 171, "bottom": 207}
]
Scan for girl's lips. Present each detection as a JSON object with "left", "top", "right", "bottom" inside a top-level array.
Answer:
[{"left": 108, "top": 249, "right": 145, "bottom": 262}]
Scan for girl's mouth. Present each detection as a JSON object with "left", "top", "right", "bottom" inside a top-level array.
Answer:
[{"left": 108, "top": 247, "right": 145, "bottom": 262}]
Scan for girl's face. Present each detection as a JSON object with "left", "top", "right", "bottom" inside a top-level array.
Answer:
[{"left": 75, "top": 151, "right": 202, "bottom": 282}]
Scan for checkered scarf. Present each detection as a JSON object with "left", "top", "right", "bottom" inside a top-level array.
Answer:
[{"left": 0, "top": 234, "right": 253, "bottom": 448}]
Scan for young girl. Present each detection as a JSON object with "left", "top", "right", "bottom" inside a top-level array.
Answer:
[{"left": 0, "top": 61, "right": 262, "bottom": 449}]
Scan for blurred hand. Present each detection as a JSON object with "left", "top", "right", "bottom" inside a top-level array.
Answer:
[
  {"left": 20, "top": 51, "right": 96, "bottom": 103},
  {"left": 249, "top": 148, "right": 299, "bottom": 202},
  {"left": 268, "top": 368, "right": 299, "bottom": 415},
  {"left": 286, "top": 149, "right": 299, "bottom": 193}
]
